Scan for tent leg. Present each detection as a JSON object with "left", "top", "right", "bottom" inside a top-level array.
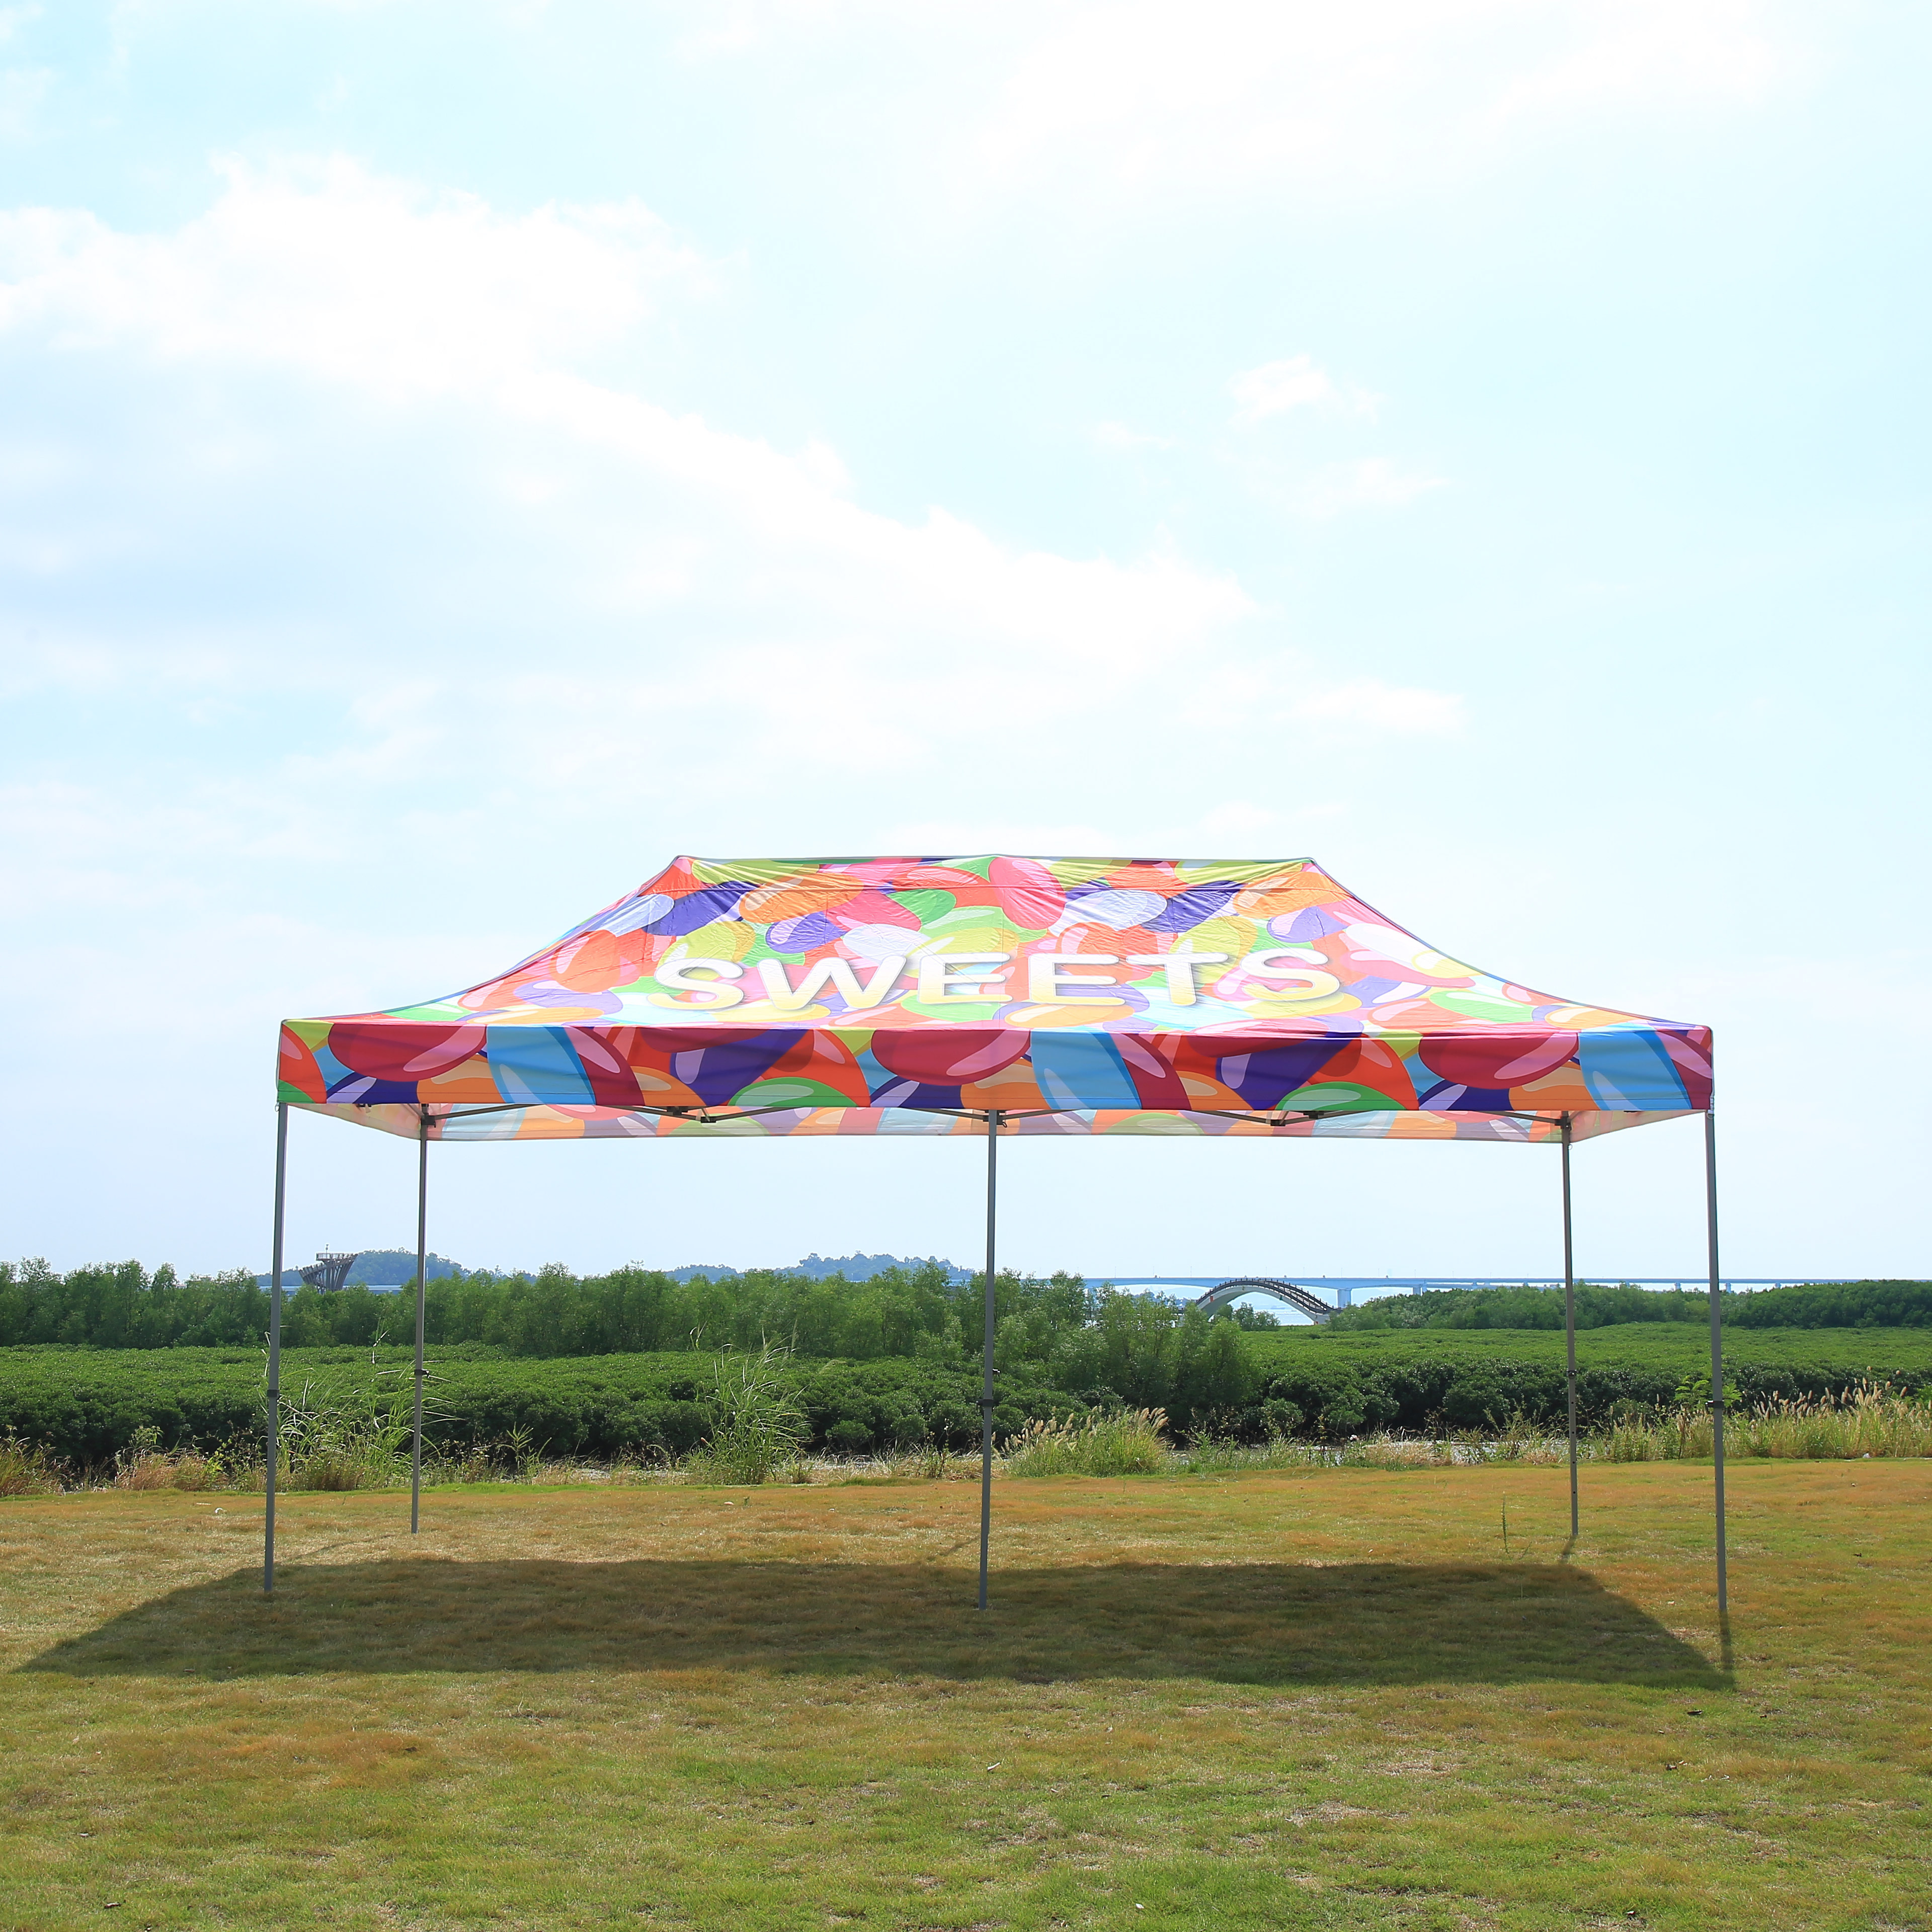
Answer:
[
  {"left": 1561, "top": 1116, "right": 1578, "bottom": 1540},
  {"left": 1705, "top": 1111, "right": 1727, "bottom": 1617},
  {"left": 411, "top": 1109, "right": 429, "bottom": 1535},
  {"left": 264, "top": 1103, "right": 288, "bottom": 1596},
  {"left": 977, "top": 1107, "right": 1001, "bottom": 1612}
]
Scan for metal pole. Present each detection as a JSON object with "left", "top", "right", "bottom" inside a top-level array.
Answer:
[
  {"left": 1705, "top": 1110, "right": 1728, "bottom": 1616},
  {"left": 1561, "top": 1115, "right": 1578, "bottom": 1539},
  {"left": 977, "top": 1107, "right": 1001, "bottom": 1612},
  {"left": 411, "top": 1109, "right": 429, "bottom": 1534},
  {"left": 264, "top": 1103, "right": 288, "bottom": 1595}
]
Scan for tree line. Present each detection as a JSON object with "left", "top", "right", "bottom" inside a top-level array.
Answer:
[
  {"left": 0, "top": 1257, "right": 1258, "bottom": 1399},
  {"left": 0, "top": 1258, "right": 1264, "bottom": 1450},
  {"left": 1326, "top": 1278, "right": 1931, "bottom": 1331},
  {"left": 4, "top": 1261, "right": 1922, "bottom": 1364}
]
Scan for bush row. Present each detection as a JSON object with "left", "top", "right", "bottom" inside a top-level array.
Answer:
[
  {"left": 5, "top": 1340, "right": 1926, "bottom": 1467},
  {"left": 1244, "top": 1355, "right": 1924, "bottom": 1436},
  {"left": 0, "top": 1349, "right": 1077, "bottom": 1466},
  {"left": 1328, "top": 1279, "right": 1932, "bottom": 1332}
]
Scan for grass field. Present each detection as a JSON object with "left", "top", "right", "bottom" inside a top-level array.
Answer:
[{"left": 3, "top": 1463, "right": 1928, "bottom": 1930}]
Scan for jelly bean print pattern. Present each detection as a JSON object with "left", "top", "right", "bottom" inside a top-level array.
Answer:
[{"left": 277, "top": 856, "right": 1712, "bottom": 1144}]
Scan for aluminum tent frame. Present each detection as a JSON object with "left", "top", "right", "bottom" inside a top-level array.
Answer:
[{"left": 261, "top": 854, "right": 1727, "bottom": 1618}]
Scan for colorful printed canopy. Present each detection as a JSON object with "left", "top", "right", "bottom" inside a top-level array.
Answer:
[{"left": 276, "top": 855, "right": 1713, "bottom": 1146}]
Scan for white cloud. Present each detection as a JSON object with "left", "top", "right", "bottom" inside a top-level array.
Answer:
[
  {"left": 0, "top": 154, "right": 1482, "bottom": 1009},
  {"left": 1196, "top": 801, "right": 1278, "bottom": 842},
  {"left": 1294, "top": 457, "right": 1446, "bottom": 516},
  {"left": 0, "top": 159, "right": 1302, "bottom": 927},
  {"left": 0, "top": 160, "right": 1247, "bottom": 703},
  {"left": 1288, "top": 679, "right": 1464, "bottom": 735},
  {"left": 0, "top": 60, "right": 47, "bottom": 141},
  {"left": 1229, "top": 354, "right": 1378, "bottom": 427},
  {"left": 973, "top": 0, "right": 1786, "bottom": 203},
  {"left": 882, "top": 817, "right": 1124, "bottom": 855},
  {"left": 1092, "top": 419, "right": 1174, "bottom": 452},
  {"left": 645, "top": 1, "right": 1795, "bottom": 237},
  {"left": 0, "top": 156, "right": 705, "bottom": 400},
  {"left": 1174, "top": 666, "right": 1465, "bottom": 739}
]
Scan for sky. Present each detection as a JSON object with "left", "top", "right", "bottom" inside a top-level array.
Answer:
[{"left": 1, "top": 0, "right": 1926, "bottom": 1284}]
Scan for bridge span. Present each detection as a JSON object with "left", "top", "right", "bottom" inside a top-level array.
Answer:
[
  {"left": 1094, "top": 1275, "right": 1390, "bottom": 1314},
  {"left": 1095, "top": 1275, "right": 1831, "bottom": 1320},
  {"left": 1190, "top": 1278, "right": 1336, "bottom": 1322}
]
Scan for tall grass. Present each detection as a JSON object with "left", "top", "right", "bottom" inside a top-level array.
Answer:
[
  {"left": 1004, "top": 1409, "right": 1168, "bottom": 1477},
  {"left": 113, "top": 1425, "right": 223, "bottom": 1491},
  {"left": 0, "top": 1430, "right": 63, "bottom": 1495},
  {"left": 684, "top": 1344, "right": 809, "bottom": 1485},
  {"left": 1604, "top": 1383, "right": 1932, "bottom": 1462},
  {"left": 1098, "top": 1386, "right": 1932, "bottom": 1478},
  {"left": 1595, "top": 1387, "right": 1897, "bottom": 1463},
  {"left": 269, "top": 1367, "right": 418, "bottom": 1490},
  {"left": 1599, "top": 1406, "right": 1715, "bottom": 1463},
  {"left": 1737, "top": 1382, "right": 1932, "bottom": 1458}
]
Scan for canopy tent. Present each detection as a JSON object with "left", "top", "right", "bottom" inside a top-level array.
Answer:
[
  {"left": 276, "top": 854, "right": 1711, "bottom": 1142},
  {"left": 263, "top": 855, "right": 1728, "bottom": 1613}
]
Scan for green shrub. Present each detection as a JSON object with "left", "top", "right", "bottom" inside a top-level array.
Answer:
[
  {"left": 10, "top": 1324, "right": 1932, "bottom": 1469},
  {"left": 1329, "top": 1279, "right": 1932, "bottom": 1333},
  {"left": 1257, "top": 1398, "right": 1303, "bottom": 1439},
  {"left": 1729, "top": 1281, "right": 1932, "bottom": 1329}
]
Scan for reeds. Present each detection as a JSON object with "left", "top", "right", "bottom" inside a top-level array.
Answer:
[
  {"left": 1173, "top": 1433, "right": 1453, "bottom": 1474},
  {"left": 1730, "top": 1381, "right": 1931, "bottom": 1459},
  {"left": 1043, "top": 1385, "right": 1932, "bottom": 1477},
  {"left": 1598, "top": 1406, "right": 1715, "bottom": 1462},
  {"left": 0, "top": 1429, "right": 64, "bottom": 1495},
  {"left": 113, "top": 1426, "right": 223, "bottom": 1491},
  {"left": 1593, "top": 1384, "right": 1929, "bottom": 1462}
]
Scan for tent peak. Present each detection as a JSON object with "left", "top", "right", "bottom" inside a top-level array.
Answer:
[{"left": 665, "top": 851, "right": 1322, "bottom": 868}]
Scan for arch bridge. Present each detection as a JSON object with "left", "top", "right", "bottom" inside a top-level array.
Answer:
[{"left": 1191, "top": 1277, "right": 1335, "bottom": 1324}]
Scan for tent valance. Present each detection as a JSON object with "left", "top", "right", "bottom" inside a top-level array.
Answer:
[{"left": 276, "top": 855, "right": 1713, "bottom": 1144}]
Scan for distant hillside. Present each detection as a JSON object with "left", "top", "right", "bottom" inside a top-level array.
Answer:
[
  {"left": 345, "top": 1250, "right": 466, "bottom": 1286},
  {"left": 255, "top": 1250, "right": 465, "bottom": 1289},
  {"left": 258, "top": 1250, "right": 970, "bottom": 1289},
  {"left": 669, "top": 1253, "right": 971, "bottom": 1285}
]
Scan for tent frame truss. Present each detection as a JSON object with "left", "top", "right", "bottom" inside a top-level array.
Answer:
[{"left": 260, "top": 1104, "right": 1731, "bottom": 1622}]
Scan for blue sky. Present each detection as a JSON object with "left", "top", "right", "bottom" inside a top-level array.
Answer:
[{"left": 2, "top": 1, "right": 1925, "bottom": 1282}]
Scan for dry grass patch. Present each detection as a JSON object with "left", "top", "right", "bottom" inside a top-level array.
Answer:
[{"left": 0, "top": 1464, "right": 1927, "bottom": 1929}]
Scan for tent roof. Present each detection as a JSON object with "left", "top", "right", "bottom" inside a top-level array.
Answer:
[{"left": 277, "top": 855, "right": 1712, "bottom": 1145}]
